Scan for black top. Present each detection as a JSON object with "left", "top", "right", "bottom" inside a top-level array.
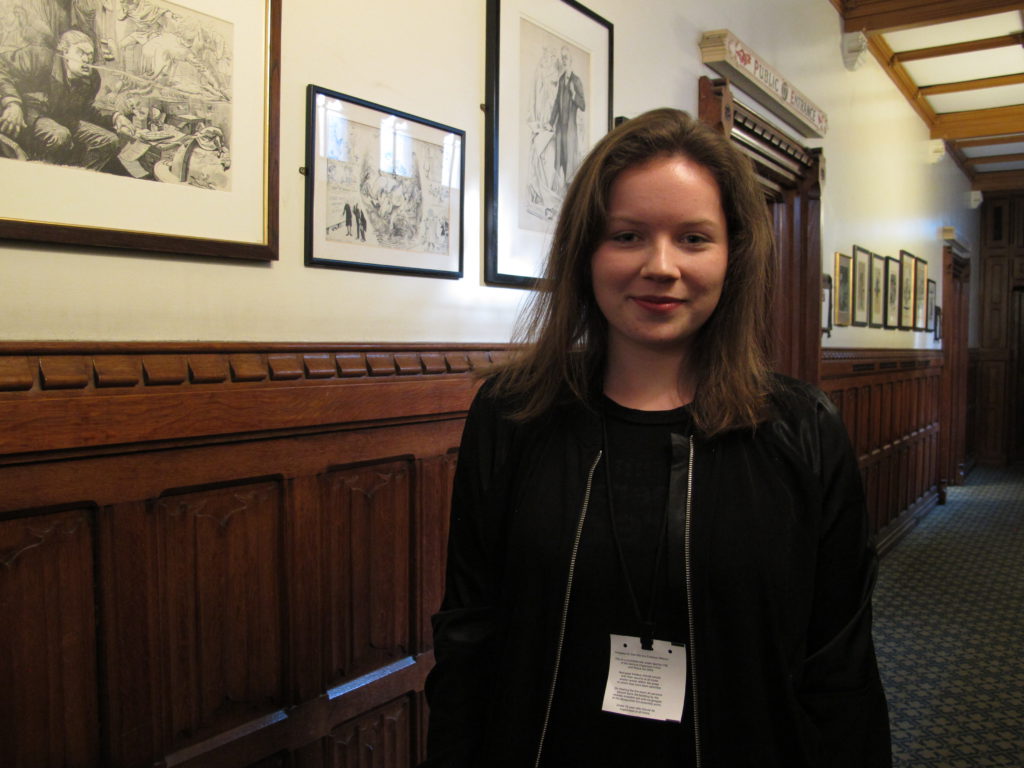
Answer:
[{"left": 542, "top": 396, "right": 695, "bottom": 767}]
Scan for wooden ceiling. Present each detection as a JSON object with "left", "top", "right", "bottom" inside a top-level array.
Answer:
[{"left": 833, "top": 0, "right": 1024, "bottom": 193}]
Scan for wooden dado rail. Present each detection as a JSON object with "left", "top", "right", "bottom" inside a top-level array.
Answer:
[
  {"left": 0, "top": 342, "right": 505, "bottom": 768},
  {"left": 821, "top": 348, "right": 944, "bottom": 554}
]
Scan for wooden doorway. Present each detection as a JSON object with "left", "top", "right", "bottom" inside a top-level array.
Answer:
[
  {"left": 699, "top": 77, "right": 823, "bottom": 384},
  {"left": 939, "top": 231, "right": 972, "bottom": 491}
]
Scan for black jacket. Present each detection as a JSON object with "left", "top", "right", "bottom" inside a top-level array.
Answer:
[{"left": 424, "top": 376, "right": 891, "bottom": 767}]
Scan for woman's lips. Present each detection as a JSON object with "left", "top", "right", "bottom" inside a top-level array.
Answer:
[{"left": 632, "top": 296, "right": 684, "bottom": 312}]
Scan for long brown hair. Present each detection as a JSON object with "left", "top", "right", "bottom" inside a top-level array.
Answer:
[{"left": 491, "top": 108, "right": 777, "bottom": 435}]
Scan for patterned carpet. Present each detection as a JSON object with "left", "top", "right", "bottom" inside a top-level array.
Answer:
[{"left": 873, "top": 465, "right": 1024, "bottom": 768}]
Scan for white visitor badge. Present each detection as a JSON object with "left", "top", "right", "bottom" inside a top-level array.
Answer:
[{"left": 601, "top": 633, "right": 687, "bottom": 722}]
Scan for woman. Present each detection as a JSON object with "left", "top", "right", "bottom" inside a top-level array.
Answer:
[{"left": 424, "top": 109, "right": 891, "bottom": 767}]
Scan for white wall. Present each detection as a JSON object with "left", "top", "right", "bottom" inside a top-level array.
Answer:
[{"left": 0, "top": 0, "right": 979, "bottom": 347}]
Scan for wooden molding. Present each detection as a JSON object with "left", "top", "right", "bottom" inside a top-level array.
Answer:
[
  {"left": 893, "top": 33, "right": 1024, "bottom": 63},
  {"left": 0, "top": 342, "right": 508, "bottom": 460},
  {"left": 839, "top": 0, "right": 1023, "bottom": 33}
]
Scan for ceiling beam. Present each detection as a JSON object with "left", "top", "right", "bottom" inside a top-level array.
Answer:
[
  {"left": 919, "top": 72, "right": 1024, "bottom": 96},
  {"left": 840, "top": 0, "right": 1023, "bottom": 33},
  {"left": 868, "top": 35, "right": 937, "bottom": 124},
  {"left": 972, "top": 169, "right": 1024, "bottom": 191},
  {"left": 932, "top": 104, "right": 1024, "bottom": 140},
  {"left": 893, "top": 33, "right": 1023, "bottom": 63},
  {"left": 966, "top": 152, "right": 1024, "bottom": 166},
  {"left": 954, "top": 133, "right": 1024, "bottom": 149}
]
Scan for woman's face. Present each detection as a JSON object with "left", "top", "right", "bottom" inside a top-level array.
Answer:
[{"left": 590, "top": 153, "right": 729, "bottom": 362}]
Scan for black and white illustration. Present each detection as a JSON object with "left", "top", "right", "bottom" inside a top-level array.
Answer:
[
  {"left": 835, "top": 252, "right": 851, "bottom": 326},
  {"left": 323, "top": 112, "right": 454, "bottom": 257},
  {"left": 852, "top": 244, "right": 869, "bottom": 326},
  {"left": 885, "top": 256, "right": 900, "bottom": 329},
  {"left": 518, "top": 17, "right": 588, "bottom": 233},
  {"left": 304, "top": 86, "right": 464, "bottom": 278},
  {"left": 0, "top": 0, "right": 233, "bottom": 190}
]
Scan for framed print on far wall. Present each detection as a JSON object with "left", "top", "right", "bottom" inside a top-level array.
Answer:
[
  {"left": 304, "top": 86, "right": 464, "bottom": 278},
  {"left": 914, "top": 257, "right": 928, "bottom": 331},
  {"left": 485, "top": 0, "right": 613, "bottom": 286},
  {"left": 885, "top": 256, "right": 900, "bottom": 329},
  {"left": 0, "top": 0, "right": 280, "bottom": 261},
  {"left": 852, "top": 245, "right": 870, "bottom": 326},
  {"left": 834, "top": 252, "right": 852, "bottom": 327},
  {"left": 869, "top": 251, "right": 885, "bottom": 328},
  {"left": 926, "top": 279, "right": 937, "bottom": 332},
  {"left": 900, "top": 250, "right": 916, "bottom": 330}
]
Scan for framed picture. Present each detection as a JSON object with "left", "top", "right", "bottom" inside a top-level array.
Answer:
[
  {"left": 869, "top": 252, "right": 885, "bottom": 328},
  {"left": 485, "top": 0, "right": 613, "bottom": 286},
  {"left": 934, "top": 306, "right": 942, "bottom": 341},
  {"left": 926, "top": 278, "right": 937, "bottom": 332},
  {"left": 885, "top": 256, "right": 900, "bottom": 329},
  {"left": 852, "top": 245, "right": 870, "bottom": 326},
  {"left": 0, "top": 0, "right": 280, "bottom": 261},
  {"left": 303, "top": 86, "right": 464, "bottom": 279},
  {"left": 900, "top": 250, "right": 916, "bottom": 330},
  {"left": 834, "top": 252, "right": 852, "bottom": 327},
  {"left": 914, "top": 257, "right": 928, "bottom": 330}
]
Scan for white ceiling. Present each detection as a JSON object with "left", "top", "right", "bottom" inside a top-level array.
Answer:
[{"left": 836, "top": 2, "right": 1024, "bottom": 192}]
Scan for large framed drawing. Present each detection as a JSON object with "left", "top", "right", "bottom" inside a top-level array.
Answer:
[
  {"left": 304, "top": 86, "right": 464, "bottom": 279},
  {"left": 869, "top": 251, "right": 885, "bottom": 328},
  {"left": 899, "top": 250, "right": 916, "bottom": 330},
  {"left": 485, "top": 0, "right": 613, "bottom": 286},
  {"left": 0, "top": 0, "right": 280, "bottom": 261},
  {"left": 851, "top": 244, "right": 870, "bottom": 327}
]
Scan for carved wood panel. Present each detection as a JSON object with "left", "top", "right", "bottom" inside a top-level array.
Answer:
[
  {"left": 323, "top": 462, "right": 412, "bottom": 688},
  {"left": 0, "top": 508, "right": 99, "bottom": 767},
  {"left": 0, "top": 343, "right": 493, "bottom": 768},
  {"left": 821, "top": 349, "right": 943, "bottom": 552}
]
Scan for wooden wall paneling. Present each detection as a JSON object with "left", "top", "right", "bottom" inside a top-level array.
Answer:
[
  {"left": 322, "top": 461, "right": 412, "bottom": 689},
  {"left": 983, "top": 257, "right": 1009, "bottom": 349},
  {"left": 0, "top": 508, "right": 99, "bottom": 767},
  {"left": 415, "top": 452, "right": 458, "bottom": 653},
  {"left": 821, "top": 349, "right": 943, "bottom": 551},
  {"left": 0, "top": 343, "right": 492, "bottom": 768},
  {"left": 98, "top": 499, "right": 164, "bottom": 767},
  {"left": 324, "top": 696, "right": 413, "bottom": 768},
  {"left": 286, "top": 475, "right": 326, "bottom": 705},
  {"left": 976, "top": 353, "right": 1009, "bottom": 463}
]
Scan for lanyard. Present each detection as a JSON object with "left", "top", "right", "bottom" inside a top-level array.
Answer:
[{"left": 600, "top": 413, "right": 672, "bottom": 651}]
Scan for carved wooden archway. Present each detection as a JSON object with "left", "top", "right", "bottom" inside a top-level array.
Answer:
[{"left": 699, "top": 77, "right": 824, "bottom": 385}]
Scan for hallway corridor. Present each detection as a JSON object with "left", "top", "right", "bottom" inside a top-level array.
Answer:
[{"left": 873, "top": 466, "right": 1024, "bottom": 767}]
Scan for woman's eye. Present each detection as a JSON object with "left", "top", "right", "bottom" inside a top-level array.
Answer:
[
  {"left": 610, "top": 232, "right": 639, "bottom": 243},
  {"left": 682, "top": 233, "right": 710, "bottom": 246}
]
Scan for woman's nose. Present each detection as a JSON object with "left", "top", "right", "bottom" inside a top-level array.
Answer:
[{"left": 639, "top": 238, "right": 677, "bottom": 280}]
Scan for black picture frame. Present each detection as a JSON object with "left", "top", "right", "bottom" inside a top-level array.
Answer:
[
  {"left": 884, "top": 256, "right": 900, "bottom": 329},
  {"left": 303, "top": 85, "right": 465, "bottom": 279},
  {"left": 834, "top": 252, "right": 852, "bottom": 327},
  {"left": 869, "top": 251, "right": 885, "bottom": 328},
  {"left": 899, "top": 250, "right": 916, "bottom": 330},
  {"left": 914, "top": 257, "right": 928, "bottom": 331},
  {"left": 926, "top": 278, "right": 937, "bottom": 332},
  {"left": 484, "top": 0, "right": 613, "bottom": 286},
  {"left": 852, "top": 245, "right": 870, "bottom": 326},
  {"left": 0, "top": 0, "right": 281, "bottom": 262}
]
